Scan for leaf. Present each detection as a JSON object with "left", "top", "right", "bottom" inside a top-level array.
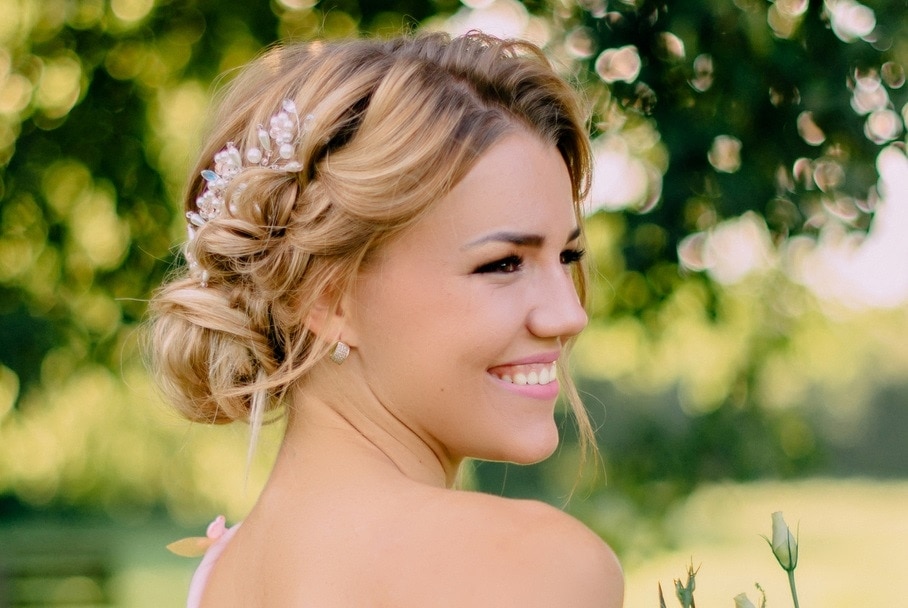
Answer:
[{"left": 166, "top": 535, "right": 215, "bottom": 558}]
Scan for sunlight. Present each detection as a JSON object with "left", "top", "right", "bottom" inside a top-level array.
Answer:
[
  {"left": 441, "top": 0, "right": 540, "bottom": 44},
  {"left": 0, "top": 363, "right": 17, "bottom": 420},
  {"left": 110, "top": 0, "right": 155, "bottom": 24},
  {"left": 589, "top": 135, "right": 650, "bottom": 211},
  {"left": 0, "top": 67, "right": 33, "bottom": 115},
  {"left": 34, "top": 53, "right": 82, "bottom": 119},
  {"left": 68, "top": 183, "right": 130, "bottom": 270},
  {"left": 788, "top": 146, "right": 908, "bottom": 308},
  {"left": 707, "top": 135, "right": 743, "bottom": 173},
  {"left": 677, "top": 145, "right": 908, "bottom": 309},
  {"left": 767, "top": 0, "right": 807, "bottom": 39},
  {"left": 588, "top": 131, "right": 664, "bottom": 213},
  {"left": 824, "top": 0, "right": 876, "bottom": 43},
  {"left": 594, "top": 45, "right": 642, "bottom": 84},
  {"left": 678, "top": 212, "right": 775, "bottom": 284},
  {"left": 624, "top": 480, "right": 908, "bottom": 608}
]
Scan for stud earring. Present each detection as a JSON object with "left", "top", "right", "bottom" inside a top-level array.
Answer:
[{"left": 329, "top": 341, "right": 350, "bottom": 365}]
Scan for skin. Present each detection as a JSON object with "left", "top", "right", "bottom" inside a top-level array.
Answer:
[{"left": 200, "top": 131, "right": 625, "bottom": 607}]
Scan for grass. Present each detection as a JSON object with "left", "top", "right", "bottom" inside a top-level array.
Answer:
[
  {"left": 1, "top": 478, "right": 904, "bottom": 606},
  {"left": 623, "top": 478, "right": 908, "bottom": 607}
]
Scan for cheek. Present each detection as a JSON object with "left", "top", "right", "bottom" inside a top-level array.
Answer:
[
  {"left": 356, "top": 278, "right": 454, "bottom": 370},
  {"left": 365, "top": 275, "right": 462, "bottom": 338},
  {"left": 355, "top": 268, "right": 523, "bottom": 389}
]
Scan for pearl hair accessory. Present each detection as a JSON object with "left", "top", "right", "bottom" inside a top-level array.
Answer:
[{"left": 184, "top": 99, "right": 314, "bottom": 286}]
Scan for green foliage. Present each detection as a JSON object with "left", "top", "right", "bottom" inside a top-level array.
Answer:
[
  {"left": 662, "top": 513, "right": 798, "bottom": 608},
  {"left": 568, "top": 0, "right": 907, "bottom": 283},
  {"left": 1, "top": 0, "right": 906, "bottom": 526},
  {"left": 553, "top": 0, "right": 908, "bottom": 522},
  {"left": 0, "top": 0, "right": 417, "bottom": 514}
]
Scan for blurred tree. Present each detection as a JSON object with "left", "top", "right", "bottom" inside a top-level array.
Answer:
[
  {"left": 0, "top": 0, "right": 457, "bottom": 514},
  {"left": 1, "top": 0, "right": 906, "bottom": 525},
  {"left": 561, "top": 0, "right": 906, "bottom": 309},
  {"left": 546, "top": 0, "right": 908, "bottom": 521}
]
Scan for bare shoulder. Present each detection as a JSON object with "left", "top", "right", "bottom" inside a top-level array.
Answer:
[{"left": 408, "top": 490, "right": 625, "bottom": 607}]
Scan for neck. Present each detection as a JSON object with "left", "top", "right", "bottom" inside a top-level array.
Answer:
[{"left": 278, "top": 362, "right": 460, "bottom": 489}]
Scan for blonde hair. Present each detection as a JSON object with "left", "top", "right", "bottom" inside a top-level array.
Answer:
[{"left": 149, "top": 32, "right": 594, "bottom": 452}]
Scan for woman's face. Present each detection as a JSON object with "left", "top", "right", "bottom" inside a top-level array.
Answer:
[{"left": 345, "top": 130, "right": 588, "bottom": 467}]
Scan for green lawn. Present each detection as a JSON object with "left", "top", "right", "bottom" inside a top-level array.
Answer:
[
  {"left": 623, "top": 479, "right": 908, "bottom": 607},
  {"left": 2, "top": 478, "right": 904, "bottom": 607},
  {"left": 0, "top": 515, "right": 193, "bottom": 607}
]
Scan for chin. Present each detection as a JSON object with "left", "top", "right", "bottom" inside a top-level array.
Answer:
[
  {"left": 512, "top": 443, "right": 559, "bottom": 465},
  {"left": 493, "top": 425, "right": 560, "bottom": 465}
]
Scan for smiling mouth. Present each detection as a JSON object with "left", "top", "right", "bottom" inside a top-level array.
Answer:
[{"left": 489, "top": 362, "right": 558, "bottom": 386}]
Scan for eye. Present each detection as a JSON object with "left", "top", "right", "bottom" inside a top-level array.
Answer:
[
  {"left": 560, "top": 248, "right": 586, "bottom": 265},
  {"left": 473, "top": 255, "right": 523, "bottom": 274}
]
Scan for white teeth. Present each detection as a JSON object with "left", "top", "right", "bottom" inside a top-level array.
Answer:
[{"left": 495, "top": 363, "right": 557, "bottom": 386}]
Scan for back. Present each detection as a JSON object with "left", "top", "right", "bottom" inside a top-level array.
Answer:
[{"left": 198, "top": 482, "right": 623, "bottom": 607}]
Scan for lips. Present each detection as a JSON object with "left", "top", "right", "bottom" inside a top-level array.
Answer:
[{"left": 488, "top": 361, "right": 558, "bottom": 386}]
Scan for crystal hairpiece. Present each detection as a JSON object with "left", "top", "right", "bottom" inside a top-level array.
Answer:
[{"left": 186, "top": 99, "right": 314, "bottom": 241}]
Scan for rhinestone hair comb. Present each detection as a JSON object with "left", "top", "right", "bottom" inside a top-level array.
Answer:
[{"left": 186, "top": 99, "right": 314, "bottom": 241}]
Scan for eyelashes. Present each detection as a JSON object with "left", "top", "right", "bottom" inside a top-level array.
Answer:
[
  {"left": 472, "top": 248, "right": 586, "bottom": 274},
  {"left": 560, "top": 248, "right": 586, "bottom": 265},
  {"left": 474, "top": 255, "right": 522, "bottom": 274}
]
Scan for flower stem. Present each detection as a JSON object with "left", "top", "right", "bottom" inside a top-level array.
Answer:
[{"left": 787, "top": 570, "right": 800, "bottom": 608}]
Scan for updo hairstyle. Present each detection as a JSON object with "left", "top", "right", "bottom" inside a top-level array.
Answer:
[{"left": 149, "top": 32, "right": 592, "bottom": 438}]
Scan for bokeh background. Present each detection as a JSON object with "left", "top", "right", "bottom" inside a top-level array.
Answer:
[{"left": 1, "top": 0, "right": 906, "bottom": 605}]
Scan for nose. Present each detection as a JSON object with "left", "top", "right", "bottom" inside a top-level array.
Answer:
[{"left": 527, "top": 267, "right": 588, "bottom": 340}]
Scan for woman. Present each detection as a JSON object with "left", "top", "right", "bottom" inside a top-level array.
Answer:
[{"left": 151, "top": 32, "right": 624, "bottom": 607}]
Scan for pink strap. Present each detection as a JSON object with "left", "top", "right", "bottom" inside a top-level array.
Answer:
[{"left": 186, "top": 516, "right": 241, "bottom": 608}]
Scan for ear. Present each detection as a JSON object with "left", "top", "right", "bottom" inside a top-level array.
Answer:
[{"left": 305, "top": 289, "right": 359, "bottom": 347}]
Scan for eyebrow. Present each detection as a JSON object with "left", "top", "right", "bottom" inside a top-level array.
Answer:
[{"left": 463, "top": 226, "right": 582, "bottom": 250}]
